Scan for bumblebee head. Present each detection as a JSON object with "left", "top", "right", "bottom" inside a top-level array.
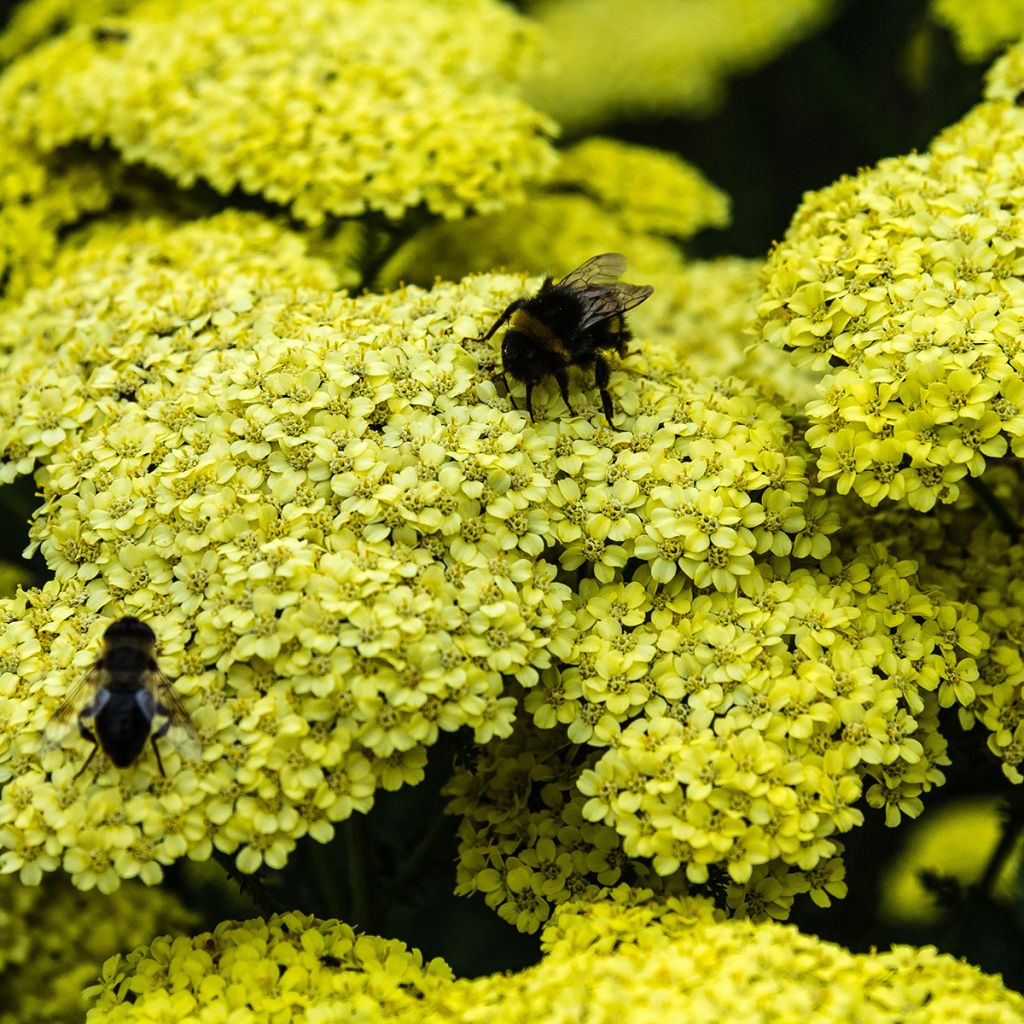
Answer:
[
  {"left": 103, "top": 616, "right": 156, "bottom": 649},
  {"left": 501, "top": 330, "right": 542, "bottom": 383}
]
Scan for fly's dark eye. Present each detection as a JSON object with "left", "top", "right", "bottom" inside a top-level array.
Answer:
[{"left": 104, "top": 617, "right": 156, "bottom": 645}]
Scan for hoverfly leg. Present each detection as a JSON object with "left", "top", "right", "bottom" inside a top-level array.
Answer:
[
  {"left": 150, "top": 735, "right": 167, "bottom": 776},
  {"left": 151, "top": 717, "right": 170, "bottom": 776},
  {"left": 595, "top": 355, "right": 615, "bottom": 426},
  {"left": 555, "top": 369, "right": 574, "bottom": 415},
  {"left": 74, "top": 721, "right": 99, "bottom": 780}
]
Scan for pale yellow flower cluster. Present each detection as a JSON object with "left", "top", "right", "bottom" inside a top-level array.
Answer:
[
  {"left": 376, "top": 193, "right": 681, "bottom": 289},
  {"left": 0, "top": 0, "right": 558, "bottom": 225},
  {"left": 833, "top": 466, "right": 1024, "bottom": 784},
  {"left": 0, "top": 211, "right": 828, "bottom": 890},
  {"left": 448, "top": 546, "right": 983, "bottom": 927},
  {"left": 630, "top": 256, "right": 820, "bottom": 410},
  {"left": 524, "top": 0, "right": 836, "bottom": 129},
  {"left": 757, "top": 44, "right": 1024, "bottom": 510},
  {"left": 85, "top": 911, "right": 455, "bottom": 1024},
  {"left": 930, "top": 0, "right": 1024, "bottom": 61},
  {"left": 0, "top": 132, "right": 119, "bottom": 303},
  {"left": 881, "top": 796, "right": 1023, "bottom": 922},
  {"left": 377, "top": 136, "right": 729, "bottom": 290},
  {"left": 0, "top": 871, "right": 193, "bottom": 1024},
  {"left": 0, "top": 0, "right": 139, "bottom": 60},
  {"left": 551, "top": 138, "right": 730, "bottom": 240},
  {"left": 82, "top": 893, "right": 1024, "bottom": 1024}
]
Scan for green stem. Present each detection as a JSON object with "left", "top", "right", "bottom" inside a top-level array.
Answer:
[
  {"left": 212, "top": 848, "right": 280, "bottom": 919},
  {"left": 978, "top": 802, "right": 1024, "bottom": 899},
  {"left": 386, "top": 814, "right": 449, "bottom": 899},
  {"left": 966, "top": 476, "right": 1022, "bottom": 543},
  {"left": 346, "top": 815, "right": 373, "bottom": 930}
]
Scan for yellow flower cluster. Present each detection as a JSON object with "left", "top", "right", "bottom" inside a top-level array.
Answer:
[
  {"left": 445, "top": 723, "right": 671, "bottom": 934},
  {"left": 0, "top": 871, "right": 193, "bottom": 1024},
  {"left": 930, "top": 0, "right": 1024, "bottom": 61},
  {"left": 524, "top": 0, "right": 836, "bottom": 129},
  {"left": 0, "top": 211, "right": 828, "bottom": 890},
  {"left": 449, "top": 546, "right": 983, "bottom": 927},
  {"left": 502, "top": 891, "right": 1024, "bottom": 1024},
  {"left": 85, "top": 911, "right": 454, "bottom": 1024},
  {"left": 85, "top": 892, "right": 1024, "bottom": 1024},
  {"left": 833, "top": 466, "right": 1024, "bottom": 784},
  {"left": 0, "top": 0, "right": 140, "bottom": 60},
  {"left": 0, "top": 0, "right": 558, "bottom": 225},
  {"left": 757, "top": 50, "right": 1024, "bottom": 510},
  {"left": 376, "top": 133, "right": 730, "bottom": 289},
  {"left": 0, "top": 132, "right": 118, "bottom": 303},
  {"left": 630, "top": 256, "right": 819, "bottom": 410},
  {"left": 550, "top": 138, "right": 730, "bottom": 240}
]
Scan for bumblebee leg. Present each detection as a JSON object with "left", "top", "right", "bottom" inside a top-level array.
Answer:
[
  {"left": 74, "top": 721, "right": 99, "bottom": 780},
  {"left": 480, "top": 300, "right": 524, "bottom": 343},
  {"left": 501, "top": 372, "right": 518, "bottom": 410},
  {"left": 525, "top": 382, "right": 536, "bottom": 420},
  {"left": 554, "top": 369, "right": 575, "bottom": 415},
  {"left": 595, "top": 355, "right": 615, "bottom": 425}
]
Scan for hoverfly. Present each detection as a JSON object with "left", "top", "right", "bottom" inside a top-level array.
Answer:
[{"left": 41, "top": 617, "right": 201, "bottom": 777}]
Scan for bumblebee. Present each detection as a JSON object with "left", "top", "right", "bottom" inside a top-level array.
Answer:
[
  {"left": 481, "top": 253, "right": 653, "bottom": 424},
  {"left": 41, "top": 617, "right": 201, "bottom": 778}
]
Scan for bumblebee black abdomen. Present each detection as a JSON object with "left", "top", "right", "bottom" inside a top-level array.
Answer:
[{"left": 94, "top": 690, "right": 154, "bottom": 766}]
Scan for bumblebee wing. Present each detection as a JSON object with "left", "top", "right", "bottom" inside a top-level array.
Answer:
[
  {"left": 573, "top": 282, "right": 655, "bottom": 336},
  {"left": 558, "top": 253, "right": 629, "bottom": 289},
  {"left": 40, "top": 666, "right": 104, "bottom": 751},
  {"left": 147, "top": 669, "right": 203, "bottom": 760}
]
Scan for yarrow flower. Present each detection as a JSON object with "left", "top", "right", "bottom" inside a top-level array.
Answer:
[
  {"left": 929, "top": 0, "right": 1024, "bottom": 62},
  {"left": 448, "top": 544, "right": 980, "bottom": 928},
  {"left": 0, "top": 0, "right": 558, "bottom": 225},
  {"left": 85, "top": 911, "right": 454, "bottom": 1024},
  {"left": 880, "top": 796, "right": 1024, "bottom": 923},
  {"left": 757, "top": 41, "right": 1024, "bottom": 509},
  {"left": 0, "top": 871, "right": 193, "bottom": 1024},
  {"left": 80, "top": 892, "right": 1024, "bottom": 1023},
  {"left": 523, "top": 0, "right": 837, "bottom": 129},
  {"left": 0, "top": 206, "right": 836, "bottom": 889}
]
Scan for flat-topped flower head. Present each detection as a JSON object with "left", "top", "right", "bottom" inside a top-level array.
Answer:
[
  {"left": 449, "top": 546, "right": 983, "bottom": 928},
  {"left": 930, "top": 0, "right": 1024, "bottom": 62},
  {"left": 0, "top": 0, "right": 558, "bottom": 225},
  {"left": 757, "top": 53, "right": 1024, "bottom": 509},
  {"left": 524, "top": 0, "right": 836, "bottom": 129},
  {"left": 81, "top": 892, "right": 1024, "bottom": 1022},
  {"left": 0, "top": 870, "right": 194, "bottom": 1024},
  {"left": 0, "top": 212, "right": 833, "bottom": 889}
]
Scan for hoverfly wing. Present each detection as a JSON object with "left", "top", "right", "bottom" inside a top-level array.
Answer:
[
  {"left": 559, "top": 253, "right": 628, "bottom": 289},
  {"left": 147, "top": 668, "right": 203, "bottom": 761},
  {"left": 39, "top": 667, "right": 105, "bottom": 753}
]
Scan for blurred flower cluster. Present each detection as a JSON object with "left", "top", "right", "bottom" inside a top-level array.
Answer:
[
  {"left": 522, "top": 0, "right": 837, "bottom": 128},
  {"left": 83, "top": 891, "right": 1024, "bottom": 1023},
  {"left": 0, "top": 870, "right": 193, "bottom": 1024}
]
